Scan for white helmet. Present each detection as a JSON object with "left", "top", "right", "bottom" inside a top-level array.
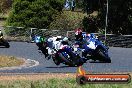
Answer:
[
  {"left": 57, "top": 36, "right": 61, "bottom": 38},
  {"left": 63, "top": 37, "right": 68, "bottom": 41},
  {"left": 47, "top": 37, "right": 53, "bottom": 42}
]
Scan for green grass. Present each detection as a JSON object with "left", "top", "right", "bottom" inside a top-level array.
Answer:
[{"left": 0, "top": 78, "right": 131, "bottom": 88}]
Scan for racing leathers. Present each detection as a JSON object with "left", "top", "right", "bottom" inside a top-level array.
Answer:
[
  {"left": 47, "top": 37, "right": 70, "bottom": 55},
  {"left": 35, "top": 36, "right": 48, "bottom": 58}
]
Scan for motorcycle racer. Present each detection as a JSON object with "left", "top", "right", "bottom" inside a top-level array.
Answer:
[
  {"left": 46, "top": 36, "right": 62, "bottom": 59},
  {"left": 75, "top": 28, "right": 83, "bottom": 41},
  {"left": 47, "top": 36, "right": 69, "bottom": 54},
  {"left": 35, "top": 35, "right": 46, "bottom": 49},
  {"left": 35, "top": 35, "right": 49, "bottom": 58},
  {"left": 46, "top": 35, "right": 87, "bottom": 66},
  {"left": 0, "top": 29, "right": 10, "bottom": 48},
  {"left": 74, "top": 28, "right": 87, "bottom": 49},
  {"left": 46, "top": 36, "right": 71, "bottom": 59}
]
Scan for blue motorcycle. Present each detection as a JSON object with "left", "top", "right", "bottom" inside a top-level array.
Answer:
[
  {"left": 52, "top": 44, "right": 87, "bottom": 66},
  {"left": 74, "top": 34, "right": 111, "bottom": 63}
]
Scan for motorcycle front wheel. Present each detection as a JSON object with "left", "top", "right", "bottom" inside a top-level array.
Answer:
[
  {"left": 97, "top": 48, "right": 111, "bottom": 63},
  {"left": 52, "top": 54, "right": 60, "bottom": 65},
  {"left": 4, "top": 42, "right": 10, "bottom": 48},
  {"left": 53, "top": 57, "right": 60, "bottom": 65}
]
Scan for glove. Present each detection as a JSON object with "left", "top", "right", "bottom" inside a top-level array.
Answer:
[
  {"left": 81, "top": 49, "right": 85, "bottom": 52},
  {"left": 46, "top": 47, "right": 49, "bottom": 49}
]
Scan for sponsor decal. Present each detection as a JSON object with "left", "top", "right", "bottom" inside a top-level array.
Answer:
[{"left": 76, "top": 66, "right": 131, "bottom": 85}]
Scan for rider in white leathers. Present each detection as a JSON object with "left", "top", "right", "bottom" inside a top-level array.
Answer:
[{"left": 47, "top": 36, "right": 69, "bottom": 56}]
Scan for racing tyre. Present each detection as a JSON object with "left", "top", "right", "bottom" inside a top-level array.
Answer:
[
  {"left": 97, "top": 48, "right": 111, "bottom": 63},
  {"left": 105, "top": 57, "right": 111, "bottom": 63},
  {"left": 53, "top": 54, "right": 60, "bottom": 65},
  {"left": 76, "top": 58, "right": 86, "bottom": 67},
  {"left": 53, "top": 58, "right": 60, "bottom": 65},
  {"left": 4, "top": 42, "right": 10, "bottom": 48}
]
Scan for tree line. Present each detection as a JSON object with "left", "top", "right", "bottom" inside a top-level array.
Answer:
[
  {"left": 1, "top": 0, "right": 132, "bottom": 34},
  {"left": 82, "top": 0, "right": 132, "bottom": 34}
]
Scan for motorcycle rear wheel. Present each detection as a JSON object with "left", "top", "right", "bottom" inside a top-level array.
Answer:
[
  {"left": 53, "top": 58, "right": 60, "bottom": 65},
  {"left": 52, "top": 54, "right": 60, "bottom": 65}
]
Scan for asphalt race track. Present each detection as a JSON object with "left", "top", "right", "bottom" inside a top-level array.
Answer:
[{"left": 0, "top": 42, "right": 132, "bottom": 73}]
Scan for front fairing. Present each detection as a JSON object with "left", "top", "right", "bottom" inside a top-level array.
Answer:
[
  {"left": 84, "top": 38, "right": 97, "bottom": 50},
  {"left": 61, "top": 46, "right": 79, "bottom": 58},
  {"left": 82, "top": 44, "right": 94, "bottom": 54},
  {"left": 95, "top": 39, "right": 109, "bottom": 51},
  {"left": 62, "top": 46, "right": 73, "bottom": 54}
]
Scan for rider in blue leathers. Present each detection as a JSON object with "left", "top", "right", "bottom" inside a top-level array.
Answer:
[
  {"left": 74, "top": 28, "right": 87, "bottom": 48},
  {"left": 74, "top": 28, "right": 94, "bottom": 58}
]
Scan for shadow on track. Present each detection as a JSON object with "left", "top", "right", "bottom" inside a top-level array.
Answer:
[
  {"left": 89, "top": 61, "right": 112, "bottom": 63},
  {"left": 46, "top": 66, "right": 78, "bottom": 68}
]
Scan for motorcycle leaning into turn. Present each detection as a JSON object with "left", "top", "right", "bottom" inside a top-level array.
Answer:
[
  {"left": 47, "top": 37, "right": 87, "bottom": 66},
  {"left": 73, "top": 34, "right": 111, "bottom": 63},
  {"left": 35, "top": 35, "right": 49, "bottom": 58},
  {"left": 0, "top": 36, "right": 10, "bottom": 48}
]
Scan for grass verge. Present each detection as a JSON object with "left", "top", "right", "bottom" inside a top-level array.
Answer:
[
  {"left": 0, "top": 78, "right": 131, "bottom": 88},
  {"left": 0, "top": 73, "right": 131, "bottom": 88},
  {"left": 0, "top": 55, "right": 24, "bottom": 68}
]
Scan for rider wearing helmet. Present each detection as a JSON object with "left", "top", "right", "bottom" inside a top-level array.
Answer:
[
  {"left": 35, "top": 35, "right": 49, "bottom": 58},
  {"left": 75, "top": 28, "right": 83, "bottom": 41},
  {"left": 74, "top": 28, "right": 87, "bottom": 48},
  {"left": 35, "top": 35, "right": 47, "bottom": 47},
  {"left": 61, "top": 37, "right": 69, "bottom": 45}
]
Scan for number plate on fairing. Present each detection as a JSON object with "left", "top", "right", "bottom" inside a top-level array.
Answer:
[{"left": 87, "top": 41, "right": 96, "bottom": 50}]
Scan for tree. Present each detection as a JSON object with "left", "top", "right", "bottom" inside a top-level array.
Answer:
[
  {"left": 49, "top": 11, "right": 83, "bottom": 31},
  {"left": 6, "top": 0, "right": 64, "bottom": 28},
  {"left": 82, "top": 0, "right": 132, "bottom": 34},
  {"left": 82, "top": 0, "right": 101, "bottom": 14},
  {"left": 82, "top": 15, "right": 99, "bottom": 33},
  {"left": 0, "top": 0, "right": 12, "bottom": 13},
  {"left": 108, "top": 0, "right": 132, "bottom": 34}
]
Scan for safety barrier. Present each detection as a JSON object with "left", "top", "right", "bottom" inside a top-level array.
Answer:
[
  {"left": 98, "top": 34, "right": 132, "bottom": 48},
  {"left": 1, "top": 26, "right": 132, "bottom": 48}
]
